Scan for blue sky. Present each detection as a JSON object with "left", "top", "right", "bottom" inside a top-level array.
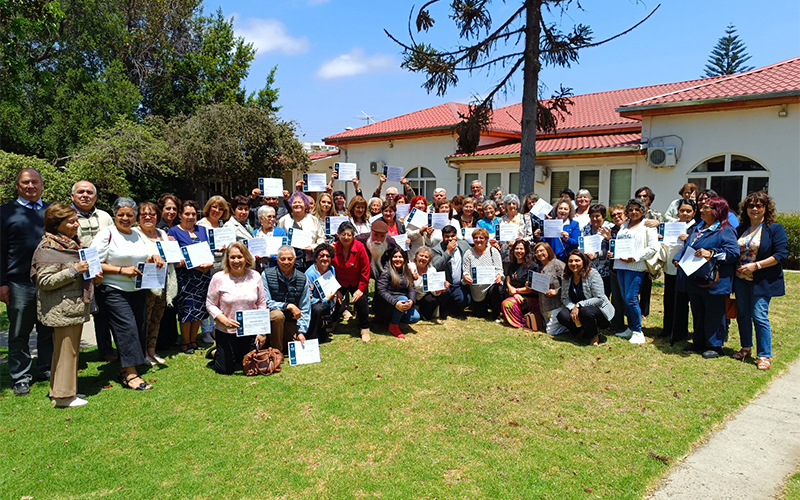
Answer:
[{"left": 208, "top": 0, "right": 800, "bottom": 143}]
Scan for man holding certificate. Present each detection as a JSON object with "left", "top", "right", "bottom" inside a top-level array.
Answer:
[
  {"left": 205, "top": 242, "right": 266, "bottom": 375},
  {"left": 259, "top": 246, "right": 311, "bottom": 353}
]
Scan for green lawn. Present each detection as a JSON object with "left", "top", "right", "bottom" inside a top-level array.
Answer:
[{"left": 1, "top": 275, "right": 799, "bottom": 499}]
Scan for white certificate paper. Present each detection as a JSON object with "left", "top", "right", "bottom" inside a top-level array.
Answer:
[
  {"left": 314, "top": 270, "right": 341, "bottom": 300},
  {"left": 325, "top": 216, "right": 349, "bottom": 235},
  {"left": 368, "top": 213, "right": 383, "bottom": 224},
  {"left": 662, "top": 222, "right": 688, "bottom": 245},
  {"left": 288, "top": 339, "right": 321, "bottom": 366},
  {"left": 611, "top": 238, "right": 636, "bottom": 260},
  {"left": 393, "top": 233, "right": 409, "bottom": 251},
  {"left": 244, "top": 237, "right": 267, "bottom": 258},
  {"left": 530, "top": 199, "right": 553, "bottom": 218},
  {"left": 181, "top": 241, "right": 214, "bottom": 269},
  {"left": 462, "top": 227, "right": 477, "bottom": 244},
  {"left": 422, "top": 271, "right": 447, "bottom": 292},
  {"left": 334, "top": 162, "right": 357, "bottom": 181},
  {"left": 496, "top": 223, "right": 518, "bottom": 242},
  {"left": 207, "top": 227, "right": 236, "bottom": 250},
  {"left": 288, "top": 228, "right": 313, "bottom": 249},
  {"left": 406, "top": 208, "right": 429, "bottom": 229},
  {"left": 258, "top": 178, "right": 284, "bottom": 197},
  {"left": 429, "top": 213, "right": 449, "bottom": 230},
  {"left": 156, "top": 240, "right": 184, "bottom": 264},
  {"left": 383, "top": 165, "right": 403, "bottom": 182},
  {"left": 135, "top": 262, "right": 166, "bottom": 290},
  {"left": 395, "top": 204, "right": 411, "bottom": 220},
  {"left": 303, "top": 173, "right": 327, "bottom": 192},
  {"left": 235, "top": 309, "right": 271, "bottom": 336},
  {"left": 265, "top": 236, "right": 287, "bottom": 256},
  {"left": 471, "top": 266, "right": 496, "bottom": 285},
  {"left": 678, "top": 246, "right": 708, "bottom": 276},
  {"left": 579, "top": 234, "right": 603, "bottom": 254},
  {"left": 79, "top": 247, "right": 102, "bottom": 279},
  {"left": 528, "top": 270, "right": 552, "bottom": 294},
  {"left": 543, "top": 219, "right": 564, "bottom": 239}
]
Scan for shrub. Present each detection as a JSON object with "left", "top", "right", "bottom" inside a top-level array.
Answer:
[
  {"left": 0, "top": 151, "right": 67, "bottom": 204},
  {"left": 777, "top": 212, "right": 800, "bottom": 270}
]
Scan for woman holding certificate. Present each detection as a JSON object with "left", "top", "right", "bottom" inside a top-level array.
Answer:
[
  {"left": 462, "top": 228, "right": 504, "bottom": 322},
  {"left": 205, "top": 242, "right": 266, "bottom": 375},
  {"left": 92, "top": 198, "right": 166, "bottom": 390},
  {"left": 674, "top": 197, "right": 739, "bottom": 359},
  {"left": 580, "top": 204, "right": 613, "bottom": 296},
  {"left": 454, "top": 197, "right": 477, "bottom": 230},
  {"left": 405, "top": 196, "right": 430, "bottom": 257},
  {"left": 197, "top": 195, "right": 229, "bottom": 343},
  {"left": 305, "top": 243, "right": 341, "bottom": 343},
  {"left": 544, "top": 198, "right": 580, "bottom": 261},
  {"left": 408, "top": 247, "right": 450, "bottom": 320},
  {"left": 500, "top": 240, "right": 540, "bottom": 328},
  {"left": 661, "top": 199, "right": 697, "bottom": 343},
  {"left": 732, "top": 192, "right": 787, "bottom": 370},
  {"left": 331, "top": 222, "right": 371, "bottom": 342},
  {"left": 168, "top": 200, "right": 215, "bottom": 354},
  {"left": 425, "top": 199, "right": 460, "bottom": 249},
  {"left": 253, "top": 206, "right": 287, "bottom": 271},
  {"left": 277, "top": 192, "right": 325, "bottom": 272},
  {"left": 532, "top": 242, "right": 568, "bottom": 336},
  {"left": 557, "top": 250, "right": 615, "bottom": 346},
  {"left": 612, "top": 198, "right": 659, "bottom": 345},
  {"left": 497, "top": 194, "right": 534, "bottom": 266},
  {"left": 224, "top": 195, "right": 255, "bottom": 242},
  {"left": 376, "top": 247, "right": 420, "bottom": 338},
  {"left": 347, "top": 196, "right": 372, "bottom": 236}
]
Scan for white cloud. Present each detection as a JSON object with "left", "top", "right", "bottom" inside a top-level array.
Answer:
[
  {"left": 233, "top": 16, "right": 309, "bottom": 56},
  {"left": 316, "top": 48, "right": 396, "bottom": 79}
]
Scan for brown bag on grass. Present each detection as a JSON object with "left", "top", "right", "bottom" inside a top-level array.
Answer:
[
  {"left": 524, "top": 311, "right": 546, "bottom": 332},
  {"left": 243, "top": 346, "right": 283, "bottom": 376}
]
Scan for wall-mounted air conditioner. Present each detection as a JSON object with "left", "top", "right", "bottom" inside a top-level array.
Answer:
[
  {"left": 369, "top": 160, "right": 385, "bottom": 175},
  {"left": 648, "top": 147, "right": 677, "bottom": 168}
]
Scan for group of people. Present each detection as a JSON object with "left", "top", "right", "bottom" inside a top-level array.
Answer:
[{"left": 2, "top": 169, "right": 788, "bottom": 407}]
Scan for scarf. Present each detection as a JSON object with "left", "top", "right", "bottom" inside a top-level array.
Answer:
[{"left": 30, "top": 232, "right": 93, "bottom": 304}]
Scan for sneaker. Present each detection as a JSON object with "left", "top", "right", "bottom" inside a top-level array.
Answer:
[
  {"left": 342, "top": 310, "right": 353, "bottom": 321},
  {"left": 495, "top": 318, "right": 503, "bottom": 324},
  {"left": 151, "top": 354, "right": 166, "bottom": 365},
  {"left": 54, "top": 396, "right": 88, "bottom": 408},
  {"left": 702, "top": 349, "right": 722, "bottom": 359},
  {"left": 629, "top": 331, "right": 646, "bottom": 344},
  {"left": 615, "top": 328, "right": 633, "bottom": 339},
  {"left": 13, "top": 382, "right": 30, "bottom": 396},
  {"left": 144, "top": 356, "right": 157, "bottom": 367}
]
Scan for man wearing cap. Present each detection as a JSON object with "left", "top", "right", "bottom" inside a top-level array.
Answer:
[{"left": 355, "top": 220, "right": 402, "bottom": 281}]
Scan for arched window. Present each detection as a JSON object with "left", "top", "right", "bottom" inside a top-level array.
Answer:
[
  {"left": 688, "top": 154, "right": 769, "bottom": 214},
  {"left": 406, "top": 166, "right": 436, "bottom": 200}
]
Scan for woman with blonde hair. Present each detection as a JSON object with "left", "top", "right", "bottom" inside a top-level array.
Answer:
[
  {"left": 409, "top": 246, "right": 450, "bottom": 320},
  {"left": 462, "top": 227, "right": 504, "bottom": 322},
  {"left": 197, "top": 195, "right": 229, "bottom": 343},
  {"left": 347, "top": 196, "right": 372, "bottom": 236}
]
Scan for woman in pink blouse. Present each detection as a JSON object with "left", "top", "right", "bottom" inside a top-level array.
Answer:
[{"left": 205, "top": 242, "right": 266, "bottom": 374}]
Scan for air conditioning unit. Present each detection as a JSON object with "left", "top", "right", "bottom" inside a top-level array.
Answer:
[
  {"left": 369, "top": 160, "right": 385, "bottom": 175},
  {"left": 648, "top": 147, "right": 677, "bottom": 168},
  {"left": 534, "top": 164, "right": 550, "bottom": 184}
]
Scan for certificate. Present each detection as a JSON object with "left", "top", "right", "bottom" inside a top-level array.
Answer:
[
  {"left": 235, "top": 309, "right": 271, "bottom": 336},
  {"left": 79, "top": 247, "right": 102, "bottom": 279},
  {"left": 314, "top": 270, "right": 341, "bottom": 300},
  {"left": 302, "top": 173, "right": 327, "bottom": 192},
  {"left": 368, "top": 213, "right": 383, "bottom": 224},
  {"left": 265, "top": 236, "right": 288, "bottom": 256},
  {"left": 406, "top": 207, "right": 428, "bottom": 229},
  {"left": 288, "top": 227, "right": 313, "bottom": 249},
  {"left": 662, "top": 222, "right": 688, "bottom": 245},
  {"left": 462, "top": 227, "right": 477, "bottom": 244},
  {"left": 393, "top": 233, "right": 409, "bottom": 251},
  {"left": 258, "top": 178, "right": 284, "bottom": 197},
  {"left": 134, "top": 262, "right": 166, "bottom": 290},
  {"left": 288, "top": 339, "right": 321, "bottom": 366},
  {"left": 611, "top": 238, "right": 635, "bottom": 260},
  {"left": 395, "top": 203, "right": 411, "bottom": 220},
  {"left": 471, "top": 266, "right": 496, "bottom": 285},
  {"left": 325, "top": 216, "right": 349, "bottom": 235},
  {"left": 496, "top": 223, "right": 518, "bottom": 242},
  {"left": 156, "top": 240, "right": 184, "bottom": 264},
  {"left": 383, "top": 165, "right": 403, "bottom": 182},
  {"left": 334, "top": 162, "right": 357, "bottom": 181},
  {"left": 207, "top": 227, "right": 236, "bottom": 250},
  {"left": 530, "top": 198, "right": 553, "bottom": 218},
  {"left": 181, "top": 241, "right": 214, "bottom": 269},
  {"left": 528, "top": 270, "right": 552, "bottom": 294},
  {"left": 543, "top": 219, "right": 564, "bottom": 239},
  {"left": 422, "top": 271, "right": 447, "bottom": 292},
  {"left": 429, "top": 213, "right": 449, "bottom": 230},
  {"left": 579, "top": 234, "right": 603, "bottom": 254},
  {"left": 244, "top": 237, "right": 267, "bottom": 258},
  {"left": 678, "top": 246, "right": 708, "bottom": 276}
]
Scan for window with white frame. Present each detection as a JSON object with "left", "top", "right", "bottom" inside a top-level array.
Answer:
[
  {"left": 688, "top": 154, "right": 769, "bottom": 214},
  {"left": 406, "top": 166, "right": 436, "bottom": 200}
]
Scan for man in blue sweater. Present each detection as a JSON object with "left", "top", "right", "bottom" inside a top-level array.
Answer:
[{"left": 0, "top": 169, "right": 54, "bottom": 396}]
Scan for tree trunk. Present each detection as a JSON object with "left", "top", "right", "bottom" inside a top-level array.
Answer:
[{"left": 518, "top": 0, "right": 541, "bottom": 198}]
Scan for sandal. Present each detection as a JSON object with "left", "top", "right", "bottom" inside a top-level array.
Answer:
[
  {"left": 732, "top": 347, "right": 751, "bottom": 360},
  {"left": 120, "top": 373, "right": 153, "bottom": 390},
  {"left": 180, "top": 343, "right": 195, "bottom": 354},
  {"left": 757, "top": 357, "right": 772, "bottom": 370}
]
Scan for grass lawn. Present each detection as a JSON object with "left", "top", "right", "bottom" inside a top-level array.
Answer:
[
  {"left": 784, "top": 471, "right": 800, "bottom": 500},
  {"left": 1, "top": 274, "right": 799, "bottom": 499}
]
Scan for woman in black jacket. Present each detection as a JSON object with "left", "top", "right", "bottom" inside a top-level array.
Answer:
[
  {"left": 376, "top": 247, "right": 420, "bottom": 339},
  {"left": 732, "top": 192, "right": 788, "bottom": 370}
]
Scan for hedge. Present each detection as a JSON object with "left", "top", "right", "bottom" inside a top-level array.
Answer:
[{"left": 777, "top": 212, "right": 800, "bottom": 270}]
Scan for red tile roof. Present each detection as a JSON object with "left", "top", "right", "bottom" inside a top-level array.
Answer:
[
  {"left": 308, "top": 150, "right": 339, "bottom": 161},
  {"left": 447, "top": 133, "right": 641, "bottom": 159},
  {"left": 618, "top": 57, "right": 800, "bottom": 110}
]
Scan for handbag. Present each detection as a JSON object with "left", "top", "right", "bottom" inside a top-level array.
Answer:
[
  {"left": 242, "top": 346, "right": 284, "bottom": 376},
  {"left": 689, "top": 258, "right": 720, "bottom": 288},
  {"left": 524, "top": 310, "right": 546, "bottom": 332},
  {"left": 645, "top": 244, "right": 667, "bottom": 279},
  {"left": 725, "top": 295, "right": 738, "bottom": 319}
]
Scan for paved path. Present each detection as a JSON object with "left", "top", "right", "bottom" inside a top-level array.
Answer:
[
  {"left": 648, "top": 357, "right": 800, "bottom": 499},
  {"left": 0, "top": 317, "right": 97, "bottom": 362}
]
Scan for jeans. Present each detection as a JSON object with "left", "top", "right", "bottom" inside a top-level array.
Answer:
[
  {"left": 442, "top": 283, "right": 471, "bottom": 317},
  {"left": 734, "top": 278, "right": 773, "bottom": 358},
  {"left": 7, "top": 281, "right": 54, "bottom": 385},
  {"left": 96, "top": 286, "right": 147, "bottom": 368},
  {"left": 608, "top": 271, "right": 626, "bottom": 330},
  {"left": 390, "top": 296, "right": 421, "bottom": 325},
  {"left": 616, "top": 269, "right": 644, "bottom": 333}
]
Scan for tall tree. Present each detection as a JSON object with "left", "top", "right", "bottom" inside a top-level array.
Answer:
[
  {"left": 387, "top": 1, "right": 658, "bottom": 197},
  {"left": 703, "top": 24, "right": 753, "bottom": 77}
]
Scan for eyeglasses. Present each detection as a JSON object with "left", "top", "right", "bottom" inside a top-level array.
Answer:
[
  {"left": 611, "top": 213, "right": 624, "bottom": 218},
  {"left": 748, "top": 203, "right": 765, "bottom": 209}
]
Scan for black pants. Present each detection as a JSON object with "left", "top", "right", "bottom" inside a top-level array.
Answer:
[
  {"left": 441, "top": 283, "right": 470, "bottom": 318},
  {"left": 640, "top": 274, "right": 652, "bottom": 317},
  {"left": 556, "top": 305, "right": 610, "bottom": 339},
  {"left": 6, "top": 281, "right": 53, "bottom": 385},
  {"left": 96, "top": 286, "right": 147, "bottom": 368},
  {"left": 417, "top": 292, "right": 446, "bottom": 320},
  {"left": 339, "top": 285, "right": 369, "bottom": 328},
  {"left": 471, "top": 284, "right": 503, "bottom": 319},
  {"left": 155, "top": 304, "right": 179, "bottom": 350},
  {"left": 93, "top": 303, "right": 115, "bottom": 357},
  {"left": 213, "top": 329, "right": 254, "bottom": 375},
  {"left": 609, "top": 271, "right": 626, "bottom": 330},
  {"left": 307, "top": 302, "right": 331, "bottom": 343},
  {"left": 663, "top": 274, "right": 690, "bottom": 343}
]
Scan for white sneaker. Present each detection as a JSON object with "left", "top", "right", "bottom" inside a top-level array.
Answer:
[
  {"left": 615, "top": 328, "right": 633, "bottom": 339},
  {"left": 152, "top": 354, "right": 166, "bottom": 365},
  {"left": 342, "top": 310, "right": 353, "bottom": 321},
  {"left": 54, "top": 396, "right": 88, "bottom": 408},
  {"left": 144, "top": 356, "right": 157, "bottom": 366},
  {"left": 629, "top": 331, "right": 646, "bottom": 344}
]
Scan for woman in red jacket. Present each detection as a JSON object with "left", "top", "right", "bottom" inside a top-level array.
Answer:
[{"left": 332, "top": 221, "right": 372, "bottom": 342}]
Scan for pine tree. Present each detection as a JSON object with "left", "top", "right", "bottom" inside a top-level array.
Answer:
[{"left": 704, "top": 24, "right": 754, "bottom": 77}]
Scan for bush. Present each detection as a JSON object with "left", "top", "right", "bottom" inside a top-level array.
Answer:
[
  {"left": 777, "top": 212, "right": 800, "bottom": 270},
  {"left": 0, "top": 151, "right": 67, "bottom": 204}
]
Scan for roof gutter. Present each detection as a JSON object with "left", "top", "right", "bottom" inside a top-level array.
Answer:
[
  {"left": 616, "top": 90, "right": 800, "bottom": 114},
  {"left": 446, "top": 145, "right": 641, "bottom": 162}
]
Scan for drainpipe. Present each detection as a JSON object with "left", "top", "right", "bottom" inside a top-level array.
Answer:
[{"left": 446, "top": 159, "right": 460, "bottom": 195}]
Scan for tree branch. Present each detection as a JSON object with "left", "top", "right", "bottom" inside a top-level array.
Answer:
[
  {"left": 575, "top": 4, "right": 660, "bottom": 49},
  {"left": 454, "top": 51, "right": 524, "bottom": 71}
]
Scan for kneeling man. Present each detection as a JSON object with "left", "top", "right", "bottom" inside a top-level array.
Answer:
[{"left": 258, "top": 246, "right": 311, "bottom": 353}]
